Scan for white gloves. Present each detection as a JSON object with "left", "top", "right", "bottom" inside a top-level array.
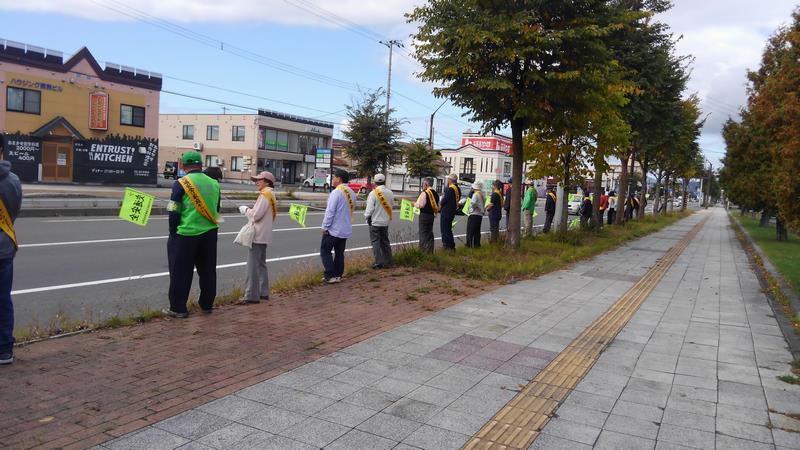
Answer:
[{"left": 238, "top": 205, "right": 249, "bottom": 215}]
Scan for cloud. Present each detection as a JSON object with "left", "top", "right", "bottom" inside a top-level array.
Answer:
[{"left": 0, "top": 0, "right": 419, "bottom": 28}]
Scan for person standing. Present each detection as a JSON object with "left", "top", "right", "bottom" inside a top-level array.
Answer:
[
  {"left": 439, "top": 173, "right": 460, "bottom": 250},
  {"left": 503, "top": 177, "right": 513, "bottom": 232},
  {"left": 580, "top": 192, "right": 593, "bottom": 229},
  {"left": 599, "top": 189, "right": 609, "bottom": 226},
  {"left": 165, "top": 151, "right": 221, "bottom": 318},
  {"left": 487, "top": 180, "right": 503, "bottom": 243},
  {"left": 543, "top": 186, "right": 557, "bottom": 233},
  {"left": 414, "top": 177, "right": 439, "bottom": 253},
  {"left": 238, "top": 171, "right": 277, "bottom": 303},
  {"left": 521, "top": 179, "right": 538, "bottom": 237},
  {"left": 466, "top": 182, "right": 485, "bottom": 247},
  {"left": 0, "top": 159, "right": 21, "bottom": 365},
  {"left": 320, "top": 169, "right": 356, "bottom": 283},
  {"left": 607, "top": 190, "right": 617, "bottom": 225},
  {"left": 365, "top": 173, "right": 394, "bottom": 268}
]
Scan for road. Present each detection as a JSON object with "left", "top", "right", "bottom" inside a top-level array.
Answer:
[{"left": 12, "top": 209, "right": 547, "bottom": 329}]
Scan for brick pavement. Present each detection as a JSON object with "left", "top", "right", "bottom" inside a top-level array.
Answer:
[{"left": 0, "top": 270, "right": 489, "bottom": 450}]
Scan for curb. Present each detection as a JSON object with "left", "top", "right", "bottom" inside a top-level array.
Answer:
[{"left": 729, "top": 211, "right": 800, "bottom": 359}]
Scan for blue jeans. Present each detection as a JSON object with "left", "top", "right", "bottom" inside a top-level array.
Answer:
[{"left": 0, "top": 258, "right": 14, "bottom": 353}]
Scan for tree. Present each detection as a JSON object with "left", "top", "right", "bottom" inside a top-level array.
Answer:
[
  {"left": 341, "top": 90, "right": 405, "bottom": 186},
  {"left": 404, "top": 141, "right": 443, "bottom": 188},
  {"left": 409, "top": 0, "right": 639, "bottom": 246}
]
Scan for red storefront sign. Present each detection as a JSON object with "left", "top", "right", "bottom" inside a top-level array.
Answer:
[
  {"left": 88, "top": 91, "right": 109, "bottom": 131},
  {"left": 461, "top": 136, "right": 513, "bottom": 154}
]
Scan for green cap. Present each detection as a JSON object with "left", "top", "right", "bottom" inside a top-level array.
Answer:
[{"left": 181, "top": 151, "right": 202, "bottom": 165}]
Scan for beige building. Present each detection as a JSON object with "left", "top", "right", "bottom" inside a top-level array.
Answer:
[{"left": 159, "top": 109, "right": 333, "bottom": 184}]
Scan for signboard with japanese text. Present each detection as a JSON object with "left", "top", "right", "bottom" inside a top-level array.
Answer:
[
  {"left": 460, "top": 136, "right": 513, "bottom": 154},
  {"left": 73, "top": 135, "right": 158, "bottom": 184},
  {"left": 88, "top": 91, "right": 109, "bottom": 131},
  {"left": 1, "top": 134, "right": 41, "bottom": 182},
  {"left": 119, "top": 188, "right": 155, "bottom": 226},
  {"left": 315, "top": 148, "right": 332, "bottom": 168}
]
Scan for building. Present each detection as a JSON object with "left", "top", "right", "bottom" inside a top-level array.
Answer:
[
  {"left": 441, "top": 133, "right": 522, "bottom": 185},
  {"left": 601, "top": 161, "right": 643, "bottom": 193},
  {"left": 0, "top": 39, "right": 161, "bottom": 184},
  {"left": 159, "top": 109, "right": 334, "bottom": 184}
]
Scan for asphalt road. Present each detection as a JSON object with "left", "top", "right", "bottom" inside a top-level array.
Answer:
[{"left": 12, "top": 209, "right": 547, "bottom": 329}]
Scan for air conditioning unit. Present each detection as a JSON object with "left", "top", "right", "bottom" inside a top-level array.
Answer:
[{"left": 192, "top": 142, "right": 203, "bottom": 151}]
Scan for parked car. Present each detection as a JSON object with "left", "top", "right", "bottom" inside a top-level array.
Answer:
[
  {"left": 302, "top": 174, "right": 330, "bottom": 190},
  {"left": 348, "top": 178, "right": 376, "bottom": 194},
  {"left": 567, "top": 195, "right": 583, "bottom": 215},
  {"left": 163, "top": 161, "right": 179, "bottom": 179}
]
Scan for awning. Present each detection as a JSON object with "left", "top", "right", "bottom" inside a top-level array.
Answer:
[{"left": 30, "top": 116, "right": 86, "bottom": 140}]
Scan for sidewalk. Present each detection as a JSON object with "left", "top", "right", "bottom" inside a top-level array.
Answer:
[{"left": 2, "top": 209, "right": 798, "bottom": 449}]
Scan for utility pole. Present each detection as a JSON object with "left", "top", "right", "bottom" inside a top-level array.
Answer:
[
  {"left": 379, "top": 40, "right": 403, "bottom": 116},
  {"left": 429, "top": 99, "right": 448, "bottom": 150}
]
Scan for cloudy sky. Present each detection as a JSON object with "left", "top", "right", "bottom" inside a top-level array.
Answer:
[{"left": 1, "top": 0, "right": 796, "bottom": 164}]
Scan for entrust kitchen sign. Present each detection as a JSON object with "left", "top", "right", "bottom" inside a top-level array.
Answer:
[
  {"left": 88, "top": 91, "right": 109, "bottom": 131},
  {"left": 461, "top": 136, "right": 513, "bottom": 154}
]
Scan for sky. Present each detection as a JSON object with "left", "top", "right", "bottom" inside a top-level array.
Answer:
[{"left": 0, "top": 0, "right": 797, "bottom": 165}]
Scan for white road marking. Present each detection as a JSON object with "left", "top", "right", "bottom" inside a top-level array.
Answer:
[
  {"left": 11, "top": 234, "right": 470, "bottom": 295},
  {"left": 19, "top": 224, "right": 369, "bottom": 248},
  {"left": 40, "top": 212, "right": 328, "bottom": 223}
]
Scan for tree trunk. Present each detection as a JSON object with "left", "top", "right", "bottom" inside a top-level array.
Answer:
[
  {"left": 682, "top": 178, "right": 689, "bottom": 211},
  {"left": 760, "top": 211, "right": 770, "bottom": 227},
  {"left": 558, "top": 157, "right": 571, "bottom": 233},
  {"left": 776, "top": 216, "right": 789, "bottom": 241},
  {"left": 637, "top": 159, "right": 648, "bottom": 219},
  {"left": 615, "top": 152, "right": 631, "bottom": 225},
  {"left": 507, "top": 119, "right": 524, "bottom": 248},
  {"left": 652, "top": 170, "right": 663, "bottom": 218}
]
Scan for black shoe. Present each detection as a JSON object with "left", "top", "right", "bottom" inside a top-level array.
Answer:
[
  {"left": 372, "top": 263, "right": 384, "bottom": 269},
  {"left": 161, "top": 308, "right": 189, "bottom": 318},
  {"left": 0, "top": 352, "right": 12, "bottom": 365},
  {"left": 245, "top": 299, "right": 260, "bottom": 304},
  {"left": 201, "top": 308, "right": 214, "bottom": 314},
  {"left": 260, "top": 296, "right": 270, "bottom": 301}
]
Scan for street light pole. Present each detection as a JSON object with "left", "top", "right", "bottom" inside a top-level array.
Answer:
[
  {"left": 705, "top": 161, "right": 712, "bottom": 209},
  {"left": 429, "top": 99, "right": 448, "bottom": 149}
]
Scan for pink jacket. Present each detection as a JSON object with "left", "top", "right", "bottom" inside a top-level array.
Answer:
[{"left": 245, "top": 188, "right": 275, "bottom": 244}]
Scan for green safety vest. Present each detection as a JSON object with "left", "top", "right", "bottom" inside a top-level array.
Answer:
[{"left": 178, "top": 172, "right": 220, "bottom": 236}]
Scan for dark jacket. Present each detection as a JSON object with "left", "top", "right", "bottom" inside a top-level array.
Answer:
[
  {"left": 489, "top": 192, "right": 503, "bottom": 221},
  {"left": 439, "top": 183, "right": 459, "bottom": 217},
  {"left": 0, "top": 161, "right": 22, "bottom": 259},
  {"left": 545, "top": 191, "right": 557, "bottom": 213},
  {"left": 580, "top": 197, "right": 593, "bottom": 219},
  {"left": 503, "top": 190, "right": 512, "bottom": 214}
]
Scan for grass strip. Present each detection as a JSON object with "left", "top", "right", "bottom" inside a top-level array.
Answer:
[{"left": 733, "top": 212, "right": 799, "bottom": 297}]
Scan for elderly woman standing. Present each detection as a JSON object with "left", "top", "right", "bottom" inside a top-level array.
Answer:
[
  {"left": 238, "top": 171, "right": 277, "bottom": 303},
  {"left": 465, "top": 181, "right": 485, "bottom": 248}
]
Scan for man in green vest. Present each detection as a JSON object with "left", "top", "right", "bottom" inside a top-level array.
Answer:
[
  {"left": 164, "top": 151, "right": 221, "bottom": 318},
  {"left": 521, "top": 179, "right": 538, "bottom": 237}
]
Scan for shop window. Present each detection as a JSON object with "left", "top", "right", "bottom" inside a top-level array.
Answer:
[
  {"left": 231, "top": 156, "right": 243, "bottom": 171},
  {"left": 232, "top": 126, "right": 246, "bottom": 142},
  {"left": 265, "top": 129, "right": 277, "bottom": 150},
  {"left": 504, "top": 161, "right": 511, "bottom": 175},
  {"left": 277, "top": 131, "right": 289, "bottom": 151},
  {"left": 6, "top": 87, "right": 40, "bottom": 114},
  {"left": 207, "top": 125, "right": 219, "bottom": 141},
  {"left": 205, "top": 155, "right": 220, "bottom": 167},
  {"left": 120, "top": 104, "right": 145, "bottom": 127},
  {"left": 182, "top": 125, "right": 194, "bottom": 140}
]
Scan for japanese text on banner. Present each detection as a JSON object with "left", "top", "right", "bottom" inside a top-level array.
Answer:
[
  {"left": 119, "top": 188, "right": 154, "bottom": 226},
  {"left": 289, "top": 203, "right": 308, "bottom": 227},
  {"left": 400, "top": 199, "right": 416, "bottom": 221}
]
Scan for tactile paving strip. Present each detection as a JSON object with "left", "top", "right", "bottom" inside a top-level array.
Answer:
[{"left": 463, "top": 217, "right": 708, "bottom": 450}]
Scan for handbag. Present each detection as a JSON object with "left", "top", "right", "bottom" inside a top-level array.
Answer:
[{"left": 234, "top": 220, "right": 255, "bottom": 248}]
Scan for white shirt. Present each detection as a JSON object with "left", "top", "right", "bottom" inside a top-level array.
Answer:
[{"left": 364, "top": 185, "right": 394, "bottom": 227}]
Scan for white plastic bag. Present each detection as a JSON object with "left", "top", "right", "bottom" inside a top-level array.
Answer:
[{"left": 234, "top": 221, "right": 255, "bottom": 248}]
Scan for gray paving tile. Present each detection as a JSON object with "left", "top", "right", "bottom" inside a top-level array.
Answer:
[
  {"left": 666, "top": 396, "right": 716, "bottom": 417},
  {"left": 236, "top": 405, "right": 307, "bottom": 434},
  {"left": 718, "top": 380, "right": 767, "bottom": 409},
  {"left": 552, "top": 403, "right": 608, "bottom": 428},
  {"left": 765, "top": 387, "right": 800, "bottom": 415},
  {"left": 673, "top": 374, "right": 717, "bottom": 390},
  {"left": 384, "top": 398, "right": 442, "bottom": 423},
  {"left": 657, "top": 423, "right": 715, "bottom": 449},
  {"left": 356, "top": 412, "right": 423, "bottom": 442},
  {"left": 175, "top": 443, "right": 215, "bottom": 450},
  {"left": 403, "top": 424, "right": 469, "bottom": 450},
  {"left": 669, "top": 384, "right": 717, "bottom": 403},
  {"left": 541, "top": 417, "right": 602, "bottom": 445},
  {"left": 661, "top": 408, "right": 715, "bottom": 433},
  {"left": 314, "top": 400, "right": 378, "bottom": 428},
  {"left": 440, "top": 364, "right": 492, "bottom": 382},
  {"left": 716, "top": 418, "right": 774, "bottom": 444},
  {"left": 199, "top": 396, "right": 267, "bottom": 421},
  {"left": 594, "top": 430, "right": 656, "bottom": 450},
  {"left": 341, "top": 388, "right": 400, "bottom": 410},
  {"left": 302, "top": 378, "right": 362, "bottom": 401},
  {"left": 353, "top": 359, "right": 401, "bottom": 376},
  {"left": 237, "top": 382, "right": 297, "bottom": 405},
  {"left": 238, "top": 435, "right": 315, "bottom": 450},
  {"left": 770, "top": 411, "right": 800, "bottom": 432},
  {"left": 619, "top": 388, "right": 669, "bottom": 408},
  {"left": 280, "top": 417, "right": 349, "bottom": 448},
  {"left": 331, "top": 368, "right": 385, "bottom": 387},
  {"left": 319, "top": 352, "right": 370, "bottom": 368},
  {"left": 773, "top": 428, "right": 800, "bottom": 448},
  {"left": 325, "top": 429, "right": 397, "bottom": 450},
  {"left": 560, "top": 390, "right": 617, "bottom": 413},
  {"left": 405, "top": 385, "right": 461, "bottom": 407},
  {"left": 106, "top": 427, "right": 189, "bottom": 450},
  {"left": 426, "top": 408, "right": 487, "bottom": 436},
  {"left": 603, "top": 413, "right": 659, "bottom": 439},
  {"left": 446, "top": 394, "right": 502, "bottom": 420},
  {"left": 371, "top": 377, "right": 421, "bottom": 397},
  {"left": 715, "top": 434, "right": 775, "bottom": 450},
  {"left": 195, "top": 423, "right": 270, "bottom": 449},
  {"left": 267, "top": 371, "right": 326, "bottom": 390},
  {"left": 292, "top": 361, "right": 349, "bottom": 379},
  {"left": 155, "top": 410, "right": 232, "bottom": 440},
  {"left": 528, "top": 433, "right": 592, "bottom": 450},
  {"left": 424, "top": 373, "right": 478, "bottom": 394},
  {"left": 272, "top": 390, "right": 337, "bottom": 415}
]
